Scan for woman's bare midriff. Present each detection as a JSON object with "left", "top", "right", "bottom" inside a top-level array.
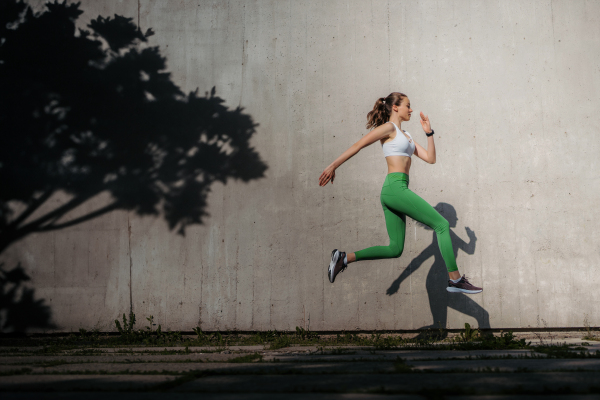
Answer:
[{"left": 386, "top": 155, "right": 411, "bottom": 175}]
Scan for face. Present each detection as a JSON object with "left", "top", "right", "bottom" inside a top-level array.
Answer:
[{"left": 394, "top": 97, "right": 412, "bottom": 121}]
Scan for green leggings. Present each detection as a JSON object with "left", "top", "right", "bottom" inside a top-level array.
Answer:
[{"left": 355, "top": 173, "right": 458, "bottom": 272}]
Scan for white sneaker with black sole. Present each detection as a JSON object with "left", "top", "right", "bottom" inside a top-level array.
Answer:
[{"left": 328, "top": 249, "right": 347, "bottom": 283}]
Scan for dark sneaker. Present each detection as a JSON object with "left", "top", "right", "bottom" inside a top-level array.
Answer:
[
  {"left": 447, "top": 275, "right": 482, "bottom": 294},
  {"left": 328, "top": 249, "right": 347, "bottom": 283}
]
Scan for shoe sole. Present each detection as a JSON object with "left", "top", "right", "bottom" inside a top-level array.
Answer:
[
  {"left": 328, "top": 249, "right": 340, "bottom": 283},
  {"left": 447, "top": 287, "right": 483, "bottom": 294}
]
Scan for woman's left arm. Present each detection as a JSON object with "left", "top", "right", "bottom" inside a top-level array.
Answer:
[{"left": 413, "top": 111, "right": 436, "bottom": 164}]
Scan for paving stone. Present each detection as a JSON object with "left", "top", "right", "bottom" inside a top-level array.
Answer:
[
  {"left": 2, "top": 338, "right": 600, "bottom": 396},
  {"left": 0, "top": 353, "right": 257, "bottom": 364},
  {"left": 0, "top": 375, "right": 177, "bottom": 391},
  {"left": 527, "top": 338, "right": 600, "bottom": 348},
  {"left": 263, "top": 349, "right": 536, "bottom": 362},
  {"left": 174, "top": 372, "right": 600, "bottom": 394},
  {"left": 449, "top": 397, "right": 600, "bottom": 400},
  {"left": 6, "top": 358, "right": 600, "bottom": 375},
  {"left": 17, "top": 361, "right": 396, "bottom": 374},
  {"left": 1, "top": 393, "right": 425, "bottom": 400},
  {"left": 409, "top": 358, "right": 600, "bottom": 372},
  {"left": 58, "top": 345, "right": 268, "bottom": 353},
  {"left": 0, "top": 365, "right": 34, "bottom": 373},
  {"left": 0, "top": 349, "right": 553, "bottom": 368}
]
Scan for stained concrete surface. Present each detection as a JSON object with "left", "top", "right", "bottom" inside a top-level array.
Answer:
[
  {"left": 3, "top": 396, "right": 600, "bottom": 400},
  {"left": 5, "top": 358, "right": 600, "bottom": 375},
  {"left": 174, "top": 373, "right": 600, "bottom": 393},
  {"left": 0, "top": 394, "right": 428, "bottom": 400},
  {"left": 3, "top": 0, "right": 600, "bottom": 333},
  {"left": 0, "top": 375, "right": 178, "bottom": 391},
  {"left": 0, "top": 349, "right": 543, "bottom": 364},
  {"left": 3, "top": 338, "right": 600, "bottom": 397},
  {"left": 4, "top": 397, "right": 597, "bottom": 400}
]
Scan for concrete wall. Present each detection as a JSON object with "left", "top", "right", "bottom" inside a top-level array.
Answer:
[{"left": 3, "top": 0, "right": 600, "bottom": 332}]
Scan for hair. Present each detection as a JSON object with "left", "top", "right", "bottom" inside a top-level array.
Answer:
[{"left": 365, "top": 92, "right": 407, "bottom": 129}]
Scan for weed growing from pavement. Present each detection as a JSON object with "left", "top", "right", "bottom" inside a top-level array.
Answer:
[
  {"left": 1, "top": 312, "right": 595, "bottom": 355},
  {"left": 449, "top": 324, "right": 531, "bottom": 350},
  {"left": 269, "top": 334, "right": 292, "bottom": 350},
  {"left": 582, "top": 316, "right": 600, "bottom": 341},
  {"left": 457, "top": 322, "right": 478, "bottom": 341},
  {"left": 114, "top": 312, "right": 185, "bottom": 346}
]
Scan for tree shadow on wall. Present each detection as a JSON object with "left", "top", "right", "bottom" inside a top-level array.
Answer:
[
  {"left": 386, "top": 203, "right": 489, "bottom": 337},
  {"left": 0, "top": 0, "right": 268, "bottom": 254},
  {"left": 0, "top": 262, "right": 55, "bottom": 332}
]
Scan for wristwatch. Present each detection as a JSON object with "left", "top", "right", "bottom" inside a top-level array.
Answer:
[{"left": 426, "top": 129, "right": 435, "bottom": 137}]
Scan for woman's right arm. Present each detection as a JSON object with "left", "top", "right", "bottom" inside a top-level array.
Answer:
[{"left": 319, "top": 123, "right": 393, "bottom": 186}]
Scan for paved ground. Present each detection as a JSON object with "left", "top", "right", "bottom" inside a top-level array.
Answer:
[{"left": 2, "top": 334, "right": 600, "bottom": 399}]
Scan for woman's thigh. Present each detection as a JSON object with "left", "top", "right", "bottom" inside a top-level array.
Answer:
[
  {"left": 382, "top": 203, "right": 406, "bottom": 247},
  {"left": 382, "top": 187, "right": 445, "bottom": 229}
]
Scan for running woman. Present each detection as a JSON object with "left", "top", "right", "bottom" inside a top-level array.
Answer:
[{"left": 319, "top": 92, "right": 482, "bottom": 294}]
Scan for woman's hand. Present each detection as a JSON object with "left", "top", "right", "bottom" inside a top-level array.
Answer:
[
  {"left": 420, "top": 111, "right": 432, "bottom": 134},
  {"left": 319, "top": 165, "right": 336, "bottom": 186},
  {"left": 465, "top": 227, "right": 477, "bottom": 241}
]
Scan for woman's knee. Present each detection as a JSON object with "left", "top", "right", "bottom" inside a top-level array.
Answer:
[{"left": 389, "top": 243, "right": 404, "bottom": 258}]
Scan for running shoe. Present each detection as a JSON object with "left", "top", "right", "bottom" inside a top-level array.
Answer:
[
  {"left": 328, "top": 249, "right": 347, "bottom": 283},
  {"left": 446, "top": 275, "right": 482, "bottom": 294}
]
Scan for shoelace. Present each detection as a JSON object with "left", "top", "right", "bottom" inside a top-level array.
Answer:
[
  {"left": 340, "top": 264, "right": 347, "bottom": 274},
  {"left": 337, "top": 256, "right": 348, "bottom": 275},
  {"left": 449, "top": 275, "right": 469, "bottom": 285}
]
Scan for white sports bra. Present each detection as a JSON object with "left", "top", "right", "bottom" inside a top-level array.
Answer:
[{"left": 382, "top": 121, "right": 415, "bottom": 158}]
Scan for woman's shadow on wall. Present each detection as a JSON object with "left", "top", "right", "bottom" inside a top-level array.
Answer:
[{"left": 386, "top": 203, "right": 489, "bottom": 337}]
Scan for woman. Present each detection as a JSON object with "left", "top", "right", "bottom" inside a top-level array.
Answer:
[{"left": 319, "top": 92, "right": 482, "bottom": 294}]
